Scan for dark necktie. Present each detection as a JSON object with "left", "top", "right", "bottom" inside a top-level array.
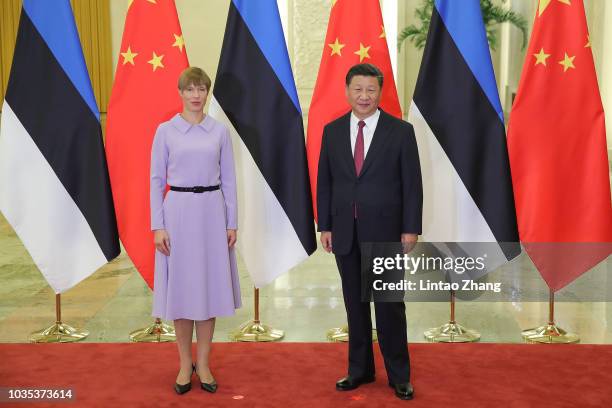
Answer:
[
  {"left": 354, "top": 120, "right": 365, "bottom": 218},
  {"left": 354, "top": 120, "right": 365, "bottom": 176}
]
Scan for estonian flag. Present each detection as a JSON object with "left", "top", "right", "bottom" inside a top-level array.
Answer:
[
  {"left": 0, "top": 0, "right": 120, "bottom": 293},
  {"left": 408, "top": 0, "right": 520, "bottom": 273},
  {"left": 209, "top": 0, "right": 316, "bottom": 288}
]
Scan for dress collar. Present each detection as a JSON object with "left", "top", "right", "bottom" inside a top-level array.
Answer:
[{"left": 170, "top": 113, "right": 213, "bottom": 133}]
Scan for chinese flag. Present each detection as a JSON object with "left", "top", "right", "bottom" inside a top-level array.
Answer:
[
  {"left": 306, "top": 0, "right": 401, "bottom": 220},
  {"left": 105, "top": 0, "right": 188, "bottom": 288},
  {"left": 507, "top": 0, "right": 612, "bottom": 291}
]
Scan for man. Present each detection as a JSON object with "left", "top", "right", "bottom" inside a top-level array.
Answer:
[{"left": 317, "top": 63, "right": 422, "bottom": 401}]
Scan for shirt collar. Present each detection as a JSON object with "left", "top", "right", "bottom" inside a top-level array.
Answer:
[
  {"left": 350, "top": 108, "right": 380, "bottom": 129},
  {"left": 170, "top": 113, "right": 213, "bottom": 133}
]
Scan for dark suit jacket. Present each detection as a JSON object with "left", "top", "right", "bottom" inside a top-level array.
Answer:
[{"left": 317, "top": 109, "right": 423, "bottom": 256}]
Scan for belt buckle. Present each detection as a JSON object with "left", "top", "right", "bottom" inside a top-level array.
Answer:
[{"left": 192, "top": 186, "right": 205, "bottom": 193}]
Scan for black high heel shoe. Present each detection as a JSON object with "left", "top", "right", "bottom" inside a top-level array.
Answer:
[
  {"left": 201, "top": 380, "right": 217, "bottom": 393},
  {"left": 195, "top": 366, "right": 218, "bottom": 393},
  {"left": 173, "top": 365, "right": 195, "bottom": 395}
]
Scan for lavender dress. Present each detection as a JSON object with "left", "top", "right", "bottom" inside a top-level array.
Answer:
[{"left": 150, "top": 113, "right": 241, "bottom": 321}]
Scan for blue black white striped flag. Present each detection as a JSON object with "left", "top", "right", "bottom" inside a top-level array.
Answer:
[
  {"left": 0, "top": 0, "right": 120, "bottom": 293},
  {"left": 408, "top": 0, "right": 520, "bottom": 273},
  {"left": 209, "top": 0, "right": 316, "bottom": 287}
]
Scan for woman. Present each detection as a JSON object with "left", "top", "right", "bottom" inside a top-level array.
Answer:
[{"left": 150, "top": 67, "right": 241, "bottom": 395}]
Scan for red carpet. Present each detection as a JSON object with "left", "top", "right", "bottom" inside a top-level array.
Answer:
[{"left": 1, "top": 342, "right": 611, "bottom": 407}]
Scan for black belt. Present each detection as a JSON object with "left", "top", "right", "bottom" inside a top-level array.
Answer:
[{"left": 169, "top": 185, "right": 220, "bottom": 193}]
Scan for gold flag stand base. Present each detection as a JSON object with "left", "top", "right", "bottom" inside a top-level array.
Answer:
[
  {"left": 29, "top": 294, "right": 88, "bottom": 343},
  {"left": 30, "top": 322, "right": 89, "bottom": 343},
  {"left": 228, "top": 288, "right": 284, "bottom": 342},
  {"left": 327, "top": 326, "right": 349, "bottom": 342},
  {"left": 424, "top": 291, "right": 480, "bottom": 343},
  {"left": 326, "top": 325, "right": 378, "bottom": 342},
  {"left": 521, "top": 324, "right": 579, "bottom": 344},
  {"left": 522, "top": 290, "right": 579, "bottom": 344},
  {"left": 424, "top": 321, "right": 480, "bottom": 343},
  {"left": 129, "top": 318, "right": 176, "bottom": 342},
  {"left": 229, "top": 319, "right": 284, "bottom": 342}
]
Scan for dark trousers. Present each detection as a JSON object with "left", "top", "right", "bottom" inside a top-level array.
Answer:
[{"left": 334, "top": 225, "right": 411, "bottom": 384}]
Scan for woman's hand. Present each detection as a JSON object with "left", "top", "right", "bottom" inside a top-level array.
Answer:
[
  {"left": 227, "top": 229, "right": 237, "bottom": 248},
  {"left": 154, "top": 229, "right": 171, "bottom": 256}
]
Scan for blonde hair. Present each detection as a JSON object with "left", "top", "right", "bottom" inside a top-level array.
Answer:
[{"left": 178, "top": 67, "right": 211, "bottom": 91}]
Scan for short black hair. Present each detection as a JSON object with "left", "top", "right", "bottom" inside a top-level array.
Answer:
[{"left": 345, "top": 63, "right": 384, "bottom": 88}]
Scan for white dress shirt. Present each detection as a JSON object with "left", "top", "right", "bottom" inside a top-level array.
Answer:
[{"left": 350, "top": 109, "right": 380, "bottom": 158}]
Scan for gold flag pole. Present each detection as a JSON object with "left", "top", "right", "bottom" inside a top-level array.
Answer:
[
  {"left": 129, "top": 318, "right": 176, "bottom": 342},
  {"left": 424, "top": 290, "right": 480, "bottom": 342},
  {"left": 521, "top": 289, "right": 579, "bottom": 343},
  {"left": 29, "top": 294, "right": 89, "bottom": 343},
  {"left": 229, "top": 287, "right": 284, "bottom": 341}
]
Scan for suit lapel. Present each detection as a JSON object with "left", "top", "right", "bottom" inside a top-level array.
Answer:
[
  {"left": 359, "top": 109, "right": 393, "bottom": 177},
  {"left": 337, "top": 112, "right": 356, "bottom": 178}
]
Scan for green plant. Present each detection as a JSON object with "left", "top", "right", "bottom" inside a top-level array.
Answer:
[{"left": 398, "top": 0, "right": 528, "bottom": 51}]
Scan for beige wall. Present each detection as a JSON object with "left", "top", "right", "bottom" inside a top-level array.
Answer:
[
  {"left": 289, "top": 0, "right": 330, "bottom": 120},
  {"left": 398, "top": 0, "right": 424, "bottom": 117}
]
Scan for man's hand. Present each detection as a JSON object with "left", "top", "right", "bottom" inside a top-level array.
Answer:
[
  {"left": 154, "top": 229, "right": 171, "bottom": 256},
  {"left": 320, "top": 231, "right": 333, "bottom": 253},
  {"left": 227, "top": 229, "right": 237, "bottom": 248},
  {"left": 401, "top": 233, "right": 418, "bottom": 254}
]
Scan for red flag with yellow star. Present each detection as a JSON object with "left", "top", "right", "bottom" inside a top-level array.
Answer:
[
  {"left": 507, "top": 0, "right": 612, "bottom": 290},
  {"left": 306, "top": 0, "right": 401, "bottom": 219},
  {"left": 105, "top": 0, "right": 188, "bottom": 288}
]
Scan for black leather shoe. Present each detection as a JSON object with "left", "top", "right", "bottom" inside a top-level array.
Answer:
[
  {"left": 335, "top": 375, "right": 375, "bottom": 391},
  {"left": 195, "top": 366, "right": 218, "bottom": 393},
  {"left": 174, "top": 365, "right": 195, "bottom": 395},
  {"left": 174, "top": 381, "right": 192, "bottom": 395},
  {"left": 200, "top": 381, "right": 217, "bottom": 393},
  {"left": 389, "top": 382, "right": 414, "bottom": 400}
]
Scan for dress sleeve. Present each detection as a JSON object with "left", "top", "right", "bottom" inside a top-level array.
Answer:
[
  {"left": 220, "top": 126, "right": 238, "bottom": 229},
  {"left": 150, "top": 125, "right": 168, "bottom": 231}
]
